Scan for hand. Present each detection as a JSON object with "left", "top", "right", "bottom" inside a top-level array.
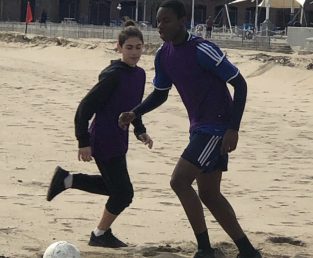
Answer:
[
  {"left": 118, "top": 112, "right": 136, "bottom": 130},
  {"left": 78, "top": 146, "right": 93, "bottom": 162},
  {"left": 220, "top": 129, "right": 238, "bottom": 155},
  {"left": 138, "top": 133, "right": 153, "bottom": 149}
]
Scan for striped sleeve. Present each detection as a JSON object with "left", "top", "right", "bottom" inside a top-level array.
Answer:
[
  {"left": 196, "top": 41, "right": 239, "bottom": 83},
  {"left": 153, "top": 47, "right": 172, "bottom": 90}
]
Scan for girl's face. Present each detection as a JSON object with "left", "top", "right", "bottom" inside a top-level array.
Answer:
[
  {"left": 117, "top": 37, "right": 143, "bottom": 67},
  {"left": 157, "top": 7, "right": 186, "bottom": 43}
]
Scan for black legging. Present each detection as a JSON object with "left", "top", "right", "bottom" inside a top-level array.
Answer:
[{"left": 71, "top": 155, "right": 134, "bottom": 215}]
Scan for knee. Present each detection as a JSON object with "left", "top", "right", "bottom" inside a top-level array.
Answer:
[
  {"left": 198, "top": 190, "right": 221, "bottom": 207},
  {"left": 106, "top": 188, "right": 134, "bottom": 215},
  {"left": 170, "top": 176, "right": 189, "bottom": 194}
]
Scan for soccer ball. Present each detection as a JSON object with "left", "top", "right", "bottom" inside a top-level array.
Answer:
[{"left": 43, "top": 241, "right": 80, "bottom": 258}]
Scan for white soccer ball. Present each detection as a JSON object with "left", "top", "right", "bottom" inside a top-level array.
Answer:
[{"left": 43, "top": 241, "right": 80, "bottom": 258}]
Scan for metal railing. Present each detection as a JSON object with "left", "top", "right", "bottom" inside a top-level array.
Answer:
[
  {"left": 0, "top": 21, "right": 163, "bottom": 44},
  {"left": 0, "top": 22, "right": 292, "bottom": 53}
]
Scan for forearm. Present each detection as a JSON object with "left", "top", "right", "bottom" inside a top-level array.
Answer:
[
  {"left": 132, "top": 88, "right": 169, "bottom": 117},
  {"left": 228, "top": 73, "right": 247, "bottom": 131},
  {"left": 131, "top": 116, "right": 146, "bottom": 139}
]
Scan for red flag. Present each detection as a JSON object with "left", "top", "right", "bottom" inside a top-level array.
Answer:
[{"left": 26, "top": 1, "right": 33, "bottom": 24}]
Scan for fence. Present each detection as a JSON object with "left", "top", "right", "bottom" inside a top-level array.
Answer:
[
  {"left": 0, "top": 22, "right": 292, "bottom": 53},
  {"left": 0, "top": 21, "right": 163, "bottom": 44}
]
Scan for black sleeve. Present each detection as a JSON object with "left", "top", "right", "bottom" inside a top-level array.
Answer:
[
  {"left": 74, "top": 72, "right": 118, "bottom": 148},
  {"left": 132, "top": 88, "right": 170, "bottom": 117},
  {"left": 228, "top": 73, "right": 247, "bottom": 131},
  {"left": 131, "top": 116, "right": 146, "bottom": 139}
]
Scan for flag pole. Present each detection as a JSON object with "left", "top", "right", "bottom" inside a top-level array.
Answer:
[{"left": 254, "top": 0, "right": 258, "bottom": 33}]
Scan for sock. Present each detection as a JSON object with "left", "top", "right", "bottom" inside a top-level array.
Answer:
[
  {"left": 64, "top": 174, "right": 73, "bottom": 189},
  {"left": 195, "top": 230, "right": 213, "bottom": 251},
  {"left": 235, "top": 235, "right": 257, "bottom": 256},
  {"left": 93, "top": 227, "right": 106, "bottom": 237}
]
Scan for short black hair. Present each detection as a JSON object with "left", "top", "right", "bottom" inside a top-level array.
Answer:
[{"left": 159, "top": 0, "right": 186, "bottom": 19}]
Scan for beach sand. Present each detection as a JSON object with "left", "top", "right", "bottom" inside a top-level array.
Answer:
[{"left": 0, "top": 33, "right": 312, "bottom": 258}]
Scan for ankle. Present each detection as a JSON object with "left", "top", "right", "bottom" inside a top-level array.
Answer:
[{"left": 64, "top": 173, "right": 73, "bottom": 189}]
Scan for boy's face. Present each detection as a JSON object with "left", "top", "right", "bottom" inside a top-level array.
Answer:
[
  {"left": 157, "top": 7, "right": 185, "bottom": 42},
  {"left": 118, "top": 37, "right": 143, "bottom": 67}
]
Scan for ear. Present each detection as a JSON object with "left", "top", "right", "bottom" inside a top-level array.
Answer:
[
  {"left": 117, "top": 43, "right": 122, "bottom": 53},
  {"left": 180, "top": 16, "right": 187, "bottom": 27}
]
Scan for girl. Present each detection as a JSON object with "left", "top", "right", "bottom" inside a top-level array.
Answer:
[{"left": 47, "top": 20, "right": 152, "bottom": 248}]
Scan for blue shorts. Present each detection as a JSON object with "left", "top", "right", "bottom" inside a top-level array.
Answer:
[{"left": 181, "top": 131, "right": 228, "bottom": 173}]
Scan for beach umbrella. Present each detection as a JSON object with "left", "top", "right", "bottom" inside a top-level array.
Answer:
[
  {"left": 258, "top": 0, "right": 305, "bottom": 8},
  {"left": 230, "top": 0, "right": 305, "bottom": 7}
]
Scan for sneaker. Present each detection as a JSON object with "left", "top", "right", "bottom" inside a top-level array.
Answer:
[
  {"left": 46, "top": 166, "right": 69, "bottom": 201},
  {"left": 237, "top": 250, "right": 262, "bottom": 258},
  {"left": 194, "top": 248, "right": 217, "bottom": 258},
  {"left": 88, "top": 229, "right": 128, "bottom": 248}
]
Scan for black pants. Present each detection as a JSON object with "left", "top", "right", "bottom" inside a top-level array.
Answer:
[{"left": 72, "top": 155, "right": 134, "bottom": 215}]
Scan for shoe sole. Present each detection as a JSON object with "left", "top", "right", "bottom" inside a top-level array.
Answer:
[{"left": 88, "top": 241, "right": 127, "bottom": 248}]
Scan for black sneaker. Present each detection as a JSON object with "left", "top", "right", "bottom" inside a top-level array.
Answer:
[
  {"left": 46, "top": 166, "right": 69, "bottom": 201},
  {"left": 88, "top": 229, "right": 128, "bottom": 248},
  {"left": 194, "top": 248, "right": 217, "bottom": 258},
  {"left": 237, "top": 250, "right": 262, "bottom": 258}
]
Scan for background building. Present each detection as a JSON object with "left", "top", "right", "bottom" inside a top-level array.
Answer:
[{"left": 0, "top": 0, "right": 312, "bottom": 29}]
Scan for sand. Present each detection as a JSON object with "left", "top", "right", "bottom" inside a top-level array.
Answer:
[{"left": 0, "top": 33, "right": 312, "bottom": 258}]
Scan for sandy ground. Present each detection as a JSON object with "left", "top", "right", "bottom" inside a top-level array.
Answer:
[{"left": 0, "top": 33, "right": 313, "bottom": 258}]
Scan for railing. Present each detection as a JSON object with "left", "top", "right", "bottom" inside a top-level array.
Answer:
[
  {"left": 0, "top": 22, "right": 292, "bottom": 53},
  {"left": 0, "top": 22, "right": 163, "bottom": 44}
]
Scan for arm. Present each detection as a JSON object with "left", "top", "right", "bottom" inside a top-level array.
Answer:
[
  {"left": 221, "top": 73, "right": 247, "bottom": 155},
  {"left": 131, "top": 116, "right": 146, "bottom": 138},
  {"left": 75, "top": 72, "right": 117, "bottom": 148},
  {"left": 118, "top": 88, "right": 169, "bottom": 129},
  {"left": 228, "top": 73, "right": 247, "bottom": 131},
  {"left": 133, "top": 88, "right": 169, "bottom": 117},
  {"left": 196, "top": 41, "right": 247, "bottom": 154}
]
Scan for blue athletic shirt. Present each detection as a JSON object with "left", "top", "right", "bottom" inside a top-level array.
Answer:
[{"left": 153, "top": 33, "right": 240, "bottom": 135}]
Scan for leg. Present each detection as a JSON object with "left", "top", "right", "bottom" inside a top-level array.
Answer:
[
  {"left": 197, "top": 171, "right": 260, "bottom": 257},
  {"left": 196, "top": 170, "right": 245, "bottom": 240},
  {"left": 72, "top": 173, "right": 109, "bottom": 195},
  {"left": 95, "top": 156, "right": 134, "bottom": 221},
  {"left": 46, "top": 166, "right": 110, "bottom": 201},
  {"left": 88, "top": 156, "right": 132, "bottom": 248},
  {"left": 170, "top": 157, "right": 206, "bottom": 234}
]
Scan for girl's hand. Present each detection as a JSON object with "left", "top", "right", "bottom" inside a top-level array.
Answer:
[
  {"left": 78, "top": 146, "right": 93, "bottom": 162},
  {"left": 138, "top": 133, "right": 153, "bottom": 149}
]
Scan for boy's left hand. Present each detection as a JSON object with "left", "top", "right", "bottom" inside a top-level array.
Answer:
[
  {"left": 221, "top": 129, "right": 238, "bottom": 155},
  {"left": 138, "top": 133, "right": 153, "bottom": 149}
]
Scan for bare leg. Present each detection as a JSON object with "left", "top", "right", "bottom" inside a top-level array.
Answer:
[
  {"left": 170, "top": 158, "right": 207, "bottom": 234},
  {"left": 196, "top": 171, "right": 245, "bottom": 241},
  {"left": 97, "top": 208, "right": 118, "bottom": 231}
]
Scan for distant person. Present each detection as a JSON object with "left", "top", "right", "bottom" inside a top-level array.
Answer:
[
  {"left": 39, "top": 9, "right": 47, "bottom": 28},
  {"left": 119, "top": 1, "right": 261, "bottom": 258},
  {"left": 46, "top": 20, "right": 153, "bottom": 248},
  {"left": 205, "top": 16, "right": 213, "bottom": 38}
]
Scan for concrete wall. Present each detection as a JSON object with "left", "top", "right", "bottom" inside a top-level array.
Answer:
[{"left": 287, "top": 27, "right": 313, "bottom": 49}]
